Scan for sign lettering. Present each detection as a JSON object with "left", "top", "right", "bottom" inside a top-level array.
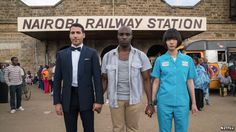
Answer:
[{"left": 18, "top": 16, "right": 206, "bottom": 32}]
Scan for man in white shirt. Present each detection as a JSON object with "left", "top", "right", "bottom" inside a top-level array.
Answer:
[
  {"left": 4, "top": 57, "right": 24, "bottom": 113},
  {"left": 53, "top": 23, "right": 103, "bottom": 132}
]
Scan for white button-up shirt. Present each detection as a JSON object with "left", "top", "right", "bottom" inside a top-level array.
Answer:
[
  {"left": 101, "top": 46, "right": 152, "bottom": 108},
  {"left": 71, "top": 43, "right": 83, "bottom": 87}
]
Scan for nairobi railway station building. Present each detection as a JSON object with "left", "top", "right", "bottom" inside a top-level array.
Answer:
[{"left": 0, "top": 0, "right": 236, "bottom": 73}]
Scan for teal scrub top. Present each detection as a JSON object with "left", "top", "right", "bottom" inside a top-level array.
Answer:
[{"left": 151, "top": 51, "right": 196, "bottom": 106}]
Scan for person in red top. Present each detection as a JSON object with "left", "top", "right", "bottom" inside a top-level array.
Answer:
[
  {"left": 229, "top": 60, "right": 236, "bottom": 96},
  {"left": 42, "top": 65, "right": 50, "bottom": 93}
]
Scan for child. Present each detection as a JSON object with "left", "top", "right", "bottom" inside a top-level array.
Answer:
[{"left": 25, "top": 71, "right": 33, "bottom": 85}]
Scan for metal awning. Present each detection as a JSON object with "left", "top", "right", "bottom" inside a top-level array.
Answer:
[
  {"left": 185, "top": 40, "right": 236, "bottom": 50},
  {"left": 22, "top": 30, "right": 204, "bottom": 41},
  {"left": 185, "top": 40, "right": 207, "bottom": 50}
]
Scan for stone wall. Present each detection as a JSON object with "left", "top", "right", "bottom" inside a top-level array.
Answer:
[
  {"left": 0, "top": 24, "right": 45, "bottom": 73},
  {"left": 0, "top": 0, "right": 232, "bottom": 23},
  {"left": 186, "top": 24, "right": 236, "bottom": 44}
]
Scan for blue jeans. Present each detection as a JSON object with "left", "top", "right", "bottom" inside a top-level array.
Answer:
[{"left": 9, "top": 85, "right": 22, "bottom": 110}]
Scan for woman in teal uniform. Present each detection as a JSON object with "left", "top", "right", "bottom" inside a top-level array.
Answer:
[{"left": 151, "top": 28, "right": 198, "bottom": 132}]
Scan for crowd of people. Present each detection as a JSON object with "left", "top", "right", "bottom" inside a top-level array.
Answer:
[{"left": 0, "top": 23, "right": 236, "bottom": 132}]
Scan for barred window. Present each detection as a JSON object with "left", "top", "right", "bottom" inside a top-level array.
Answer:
[{"left": 20, "top": 0, "right": 62, "bottom": 7}]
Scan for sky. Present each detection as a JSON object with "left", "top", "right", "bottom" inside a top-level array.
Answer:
[
  {"left": 21, "top": 0, "right": 60, "bottom": 6},
  {"left": 165, "top": 0, "right": 201, "bottom": 6}
]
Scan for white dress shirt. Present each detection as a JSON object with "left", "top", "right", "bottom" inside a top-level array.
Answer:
[{"left": 71, "top": 43, "right": 83, "bottom": 87}]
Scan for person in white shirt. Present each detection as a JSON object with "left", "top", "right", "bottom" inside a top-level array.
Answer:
[{"left": 4, "top": 57, "right": 24, "bottom": 114}]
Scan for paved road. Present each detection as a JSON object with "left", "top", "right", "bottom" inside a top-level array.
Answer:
[{"left": 0, "top": 85, "right": 235, "bottom": 132}]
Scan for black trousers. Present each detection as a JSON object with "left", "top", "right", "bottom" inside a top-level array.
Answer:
[
  {"left": 195, "top": 89, "right": 204, "bottom": 110},
  {"left": 63, "top": 87, "right": 94, "bottom": 132}
]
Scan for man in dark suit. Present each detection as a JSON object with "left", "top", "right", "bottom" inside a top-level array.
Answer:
[{"left": 53, "top": 23, "right": 104, "bottom": 132}]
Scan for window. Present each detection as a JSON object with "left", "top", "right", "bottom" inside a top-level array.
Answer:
[
  {"left": 217, "top": 51, "right": 226, "bottom": 62},
  {"left": 228, "top": 47, "right": 236, "bottom": 65},
  {"left": 230, "top": 0, "right": 236, "bottom": 21},
  {"left": 100, "top": 0, "right": 126, "bottom": 4},
  {"left": 20, "top": 0, "right": 62, "bottom": 7},
  {"left": 163, "top": 0, "right": 201, "bottom": 7},
  {"left": 228, "top": 52, "right": 236, "bottom": 61}
]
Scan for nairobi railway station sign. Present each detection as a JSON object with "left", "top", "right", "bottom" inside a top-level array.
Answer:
[{"left": 18, "top": 16, "right": 206, "bottom": 32}]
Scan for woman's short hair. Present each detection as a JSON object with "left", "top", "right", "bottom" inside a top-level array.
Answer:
[{"left": 162, "top": 28, "right": 182, "bottom": 48}]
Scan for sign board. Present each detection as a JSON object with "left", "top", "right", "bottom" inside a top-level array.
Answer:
[{"left": 18, "top": 16, "right": 207, "bottom": 32}]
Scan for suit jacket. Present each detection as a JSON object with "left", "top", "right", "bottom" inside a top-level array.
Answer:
[{"left": 53, "top": 45, "right": 104, "bottom": 112}]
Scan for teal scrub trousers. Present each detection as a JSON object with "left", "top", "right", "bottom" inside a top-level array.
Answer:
[{"left": 157, "top": 104, "right": 190, "bottom": 132}]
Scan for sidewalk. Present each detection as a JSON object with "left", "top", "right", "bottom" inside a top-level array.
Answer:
[{"left": 0, "top": 85, "right": 235, "bottom": 132}]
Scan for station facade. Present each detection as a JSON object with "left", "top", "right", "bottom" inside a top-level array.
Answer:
[{"left": 0, "top": 0, "right": 235, "bottom": 73}]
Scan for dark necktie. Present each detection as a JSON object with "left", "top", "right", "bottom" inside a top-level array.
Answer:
[{"left": 71, "top": 47, "right": 81, "bottom": 51}]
